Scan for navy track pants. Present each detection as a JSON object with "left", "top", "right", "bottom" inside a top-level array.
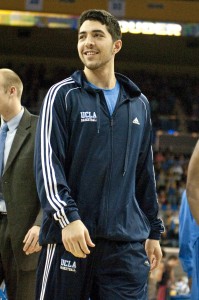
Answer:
[{"left": 36, "top": 239, "right": 150, "bottom": 300}]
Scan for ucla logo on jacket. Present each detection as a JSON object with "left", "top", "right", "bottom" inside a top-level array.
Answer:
[{"left": 80, "top": 111, "right": 97, "bottom": 122}]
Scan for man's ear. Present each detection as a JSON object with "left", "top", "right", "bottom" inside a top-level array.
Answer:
[
  {"left": 10, "top": 86, "right": 17, "bottom": 96},
  {"left": 113, "top": 40, "right": 122, "bottom": 54}
]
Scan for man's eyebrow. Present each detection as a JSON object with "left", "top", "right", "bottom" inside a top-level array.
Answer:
[{"left": 79, "top": 29, "right": 105, "bottom": 35}]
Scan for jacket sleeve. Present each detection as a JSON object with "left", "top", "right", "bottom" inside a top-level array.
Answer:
[
  {"left": 135, "top": 95, "right": 164, "bottom": 240},
  {"left": 33, "top": 208, "right": 43, "bottom": 227},
  {"left": 187, "top": 139, "right": 199, "bottom": 224},
  {"left": 34, "top": 85, "right": 81, "bottom": 229},
  {"left": 179, "top": 191, "right": 193, "bottom": 278}
]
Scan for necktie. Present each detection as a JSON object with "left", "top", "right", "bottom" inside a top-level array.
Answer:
[{"left": 0, "top": 123, "right": 8, "bottom": 176}]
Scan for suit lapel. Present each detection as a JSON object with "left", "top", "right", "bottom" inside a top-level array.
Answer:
[{"left": 3, "top": 108, "right": 31, "bottom": 174}]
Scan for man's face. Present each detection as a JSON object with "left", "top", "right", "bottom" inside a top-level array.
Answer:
[{"left": 77, "top": 20, "right": 116, "bottom": 71}]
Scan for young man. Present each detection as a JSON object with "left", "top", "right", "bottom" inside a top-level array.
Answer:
[
  {"left": 0, "top": 68, "right": 42, "bottom": 300},
  {"left": 35, "top": 9, "right": 164, "bottom": 300}
]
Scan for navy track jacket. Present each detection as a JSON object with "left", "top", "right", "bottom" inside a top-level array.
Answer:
[{"left": 34, "top": 70, "right": 164, "bottom": 245}]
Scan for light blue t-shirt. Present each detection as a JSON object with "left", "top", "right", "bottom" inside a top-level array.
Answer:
[{"left": 88, "top": 80, "right": 120, "bottom": 115}]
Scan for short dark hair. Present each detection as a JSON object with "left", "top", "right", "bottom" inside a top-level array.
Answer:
[{"left": 78, "top": 9, "right": 122, "bottom": 41}]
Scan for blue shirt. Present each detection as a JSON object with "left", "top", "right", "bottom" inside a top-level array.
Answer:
[
  {"left": 88, "top": 81, "right": 120, "bottom": 115},
  {"left": 3, "top": 107, "right": 24, "bottom": 167},
  {"left": 179, "top": 190, "right": 199, "bottom": 278}
]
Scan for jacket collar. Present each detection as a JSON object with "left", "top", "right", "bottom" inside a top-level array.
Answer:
[{"left": 71, "top": 70, "right": 141, "bottom": 99}]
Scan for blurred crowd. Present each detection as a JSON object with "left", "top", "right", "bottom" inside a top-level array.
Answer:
[
  {"left": 132, "top": 71, "right": 199, "bottom": 133},
  {"left": 154, "top": 150, "right": 189, "bottom": 248}
]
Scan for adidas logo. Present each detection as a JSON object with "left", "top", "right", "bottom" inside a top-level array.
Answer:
[
  {"left": 144, "top": 260, "right": 150, "bottom": 267},
  {"left": 132, "top": 117, "right": 140, "bottom": 125}
]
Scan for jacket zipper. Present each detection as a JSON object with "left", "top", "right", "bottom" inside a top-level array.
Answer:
[{"left": 104, "top": 117, "right": 114, "bottom": 231}]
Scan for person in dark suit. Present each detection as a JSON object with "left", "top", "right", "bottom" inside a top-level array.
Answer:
[{"left": 0, "top": 68, "right": 42, "bottom": 300}]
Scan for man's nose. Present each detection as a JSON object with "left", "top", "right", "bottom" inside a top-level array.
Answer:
[{"left": 85, "top": 36, "right": 94, "bottom": 47}]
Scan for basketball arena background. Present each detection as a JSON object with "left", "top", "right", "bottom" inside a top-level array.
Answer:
[{"left": 0, "top": 1, "right": 199, "bottom": 299}]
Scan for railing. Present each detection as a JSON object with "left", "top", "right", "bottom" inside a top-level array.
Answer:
[{"left": 154, "top": 130, "right": 199, "bottom": 154}]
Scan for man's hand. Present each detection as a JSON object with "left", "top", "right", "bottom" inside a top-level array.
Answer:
[
  {"left": 145, "top": 239, "right": 162, "bottom": 271},
  {"left": 62, "top": 220, "right": 95, "bottom": 258},
  {"left": 23, "top": 225, "right": 41, "bottom": 255}
]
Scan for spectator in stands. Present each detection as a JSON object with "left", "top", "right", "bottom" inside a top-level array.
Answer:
[{"left": 167, "top": 181, "right": 178, "bottom": 207}]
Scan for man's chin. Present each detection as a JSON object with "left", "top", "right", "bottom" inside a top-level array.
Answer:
[{"left": 81, "top": 59, "right": 100, "bottom": 70}]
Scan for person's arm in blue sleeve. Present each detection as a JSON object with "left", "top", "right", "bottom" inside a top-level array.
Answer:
[
  {"left": 34, "top": 85, "right": 95, "bottom": 258},
  {"left": 34, "top": 86, "right": 81, "bottom": 228},
  {"left": 179, "top": 190, "right": 193, "bottom": 279}
]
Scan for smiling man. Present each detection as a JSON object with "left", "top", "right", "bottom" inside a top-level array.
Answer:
[{"left": 34, "top": 9, "right": 164, "bottom": 300}]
